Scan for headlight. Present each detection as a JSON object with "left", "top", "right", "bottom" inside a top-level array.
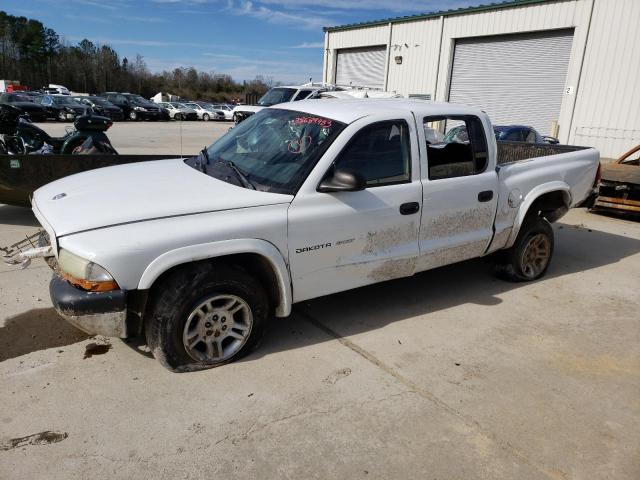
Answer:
[
  {"left": 58, "top": 249, "right": 119, "bottom": 292},
  {"left": 133, "top": 106, "right": 147, "bottom": 112}
]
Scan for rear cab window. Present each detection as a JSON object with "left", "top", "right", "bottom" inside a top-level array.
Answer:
[{"left": 423, "top": 115, "right": 488, "bottom": 180}]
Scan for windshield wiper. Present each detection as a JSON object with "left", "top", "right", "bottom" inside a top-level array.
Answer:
[
  {"left": 217, "top": 159, "right": 256, "bottom": 190},
  {"left": 189, "top": 147, "right": 209, "bottom": 172}
]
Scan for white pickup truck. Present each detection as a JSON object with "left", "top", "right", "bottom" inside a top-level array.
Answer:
[{"left": 22, "top": 99, "right": 599, "bottom": 371}]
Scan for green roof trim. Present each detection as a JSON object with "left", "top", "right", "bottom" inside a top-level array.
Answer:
[{"left": 323, "top": 0, "right": 558, "bottom": 32}]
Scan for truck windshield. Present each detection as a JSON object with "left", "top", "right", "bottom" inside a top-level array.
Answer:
[
  {"left": 185, "top": 108, "right": 346, "bottom": 194},
  {"left": 257, "top": 88, "right": 297, "bottom": 106},
  {"left": 132, "top": 95, "right": 153, "bottom": 106}
]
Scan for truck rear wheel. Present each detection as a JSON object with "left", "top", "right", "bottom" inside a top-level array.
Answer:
[
  {"left": 494, "top": 215, "right": 554, "bottom": 282},
  {"left": 144, "top": 263, "right": 269, "bottom": 372}
]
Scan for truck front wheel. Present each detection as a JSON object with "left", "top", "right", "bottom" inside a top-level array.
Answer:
[
  {"left": 494, "top": 215, "right": 554, "bottom": 282},
  {"left": 144, "top": 263, "right": 269, "bottom": 372}
]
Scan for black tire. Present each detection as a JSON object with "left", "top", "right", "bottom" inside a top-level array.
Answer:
[
  {"left": 202, "top": 113, "right": 210, "bottom": 121},
  {"left": 57, "top": 110, "right": 67, "bottom": 122},
  {"left": 129, "top": 111, "right": 138, "bottom": 121},
  {"left": 144, "top": 262, "right": 269, "bottom": 372},
  {"left": 494, "top": 215, "right": 554, "bottom": 282},
  {"left": 175, "top": 113, "right": 182, "bottom": 121},
  {"left": 233, "top": 113, "right": 240, "bottom": 124}
]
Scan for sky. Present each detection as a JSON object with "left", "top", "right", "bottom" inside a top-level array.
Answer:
[{"left": 4, "top": 0, "right": 481, "bottom": 84}]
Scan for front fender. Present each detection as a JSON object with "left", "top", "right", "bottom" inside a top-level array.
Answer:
[
  {"left": 507, "top": 181, "right": 571, "bottom": 247},
  {"left": 138, "top": 238, "right": 292, "bottom": 317}
]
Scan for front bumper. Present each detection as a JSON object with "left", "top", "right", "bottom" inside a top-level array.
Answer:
[
  {"left": 140, "top": 111, "right": 161, "bottom": 120},
  {"left": 25, "top": 112, "right": 48, "bottom": 122},
  {"left": 50, "top": 275, "right": 128, "bottom": 338},
  {"left": 106, "top": 111, "right": 124, "bottom": 121}
]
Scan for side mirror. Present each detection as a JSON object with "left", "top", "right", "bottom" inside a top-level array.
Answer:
[{"left": 317, "top": 168, "right": 366, "bottom": 193}]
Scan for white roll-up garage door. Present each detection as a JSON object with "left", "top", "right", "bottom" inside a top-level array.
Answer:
[
  {"left": 335, "top": 46, "right": 386, "bottom": 89},
  {"left": 448, "top": 29, "right": 574, "bottom": 136}
]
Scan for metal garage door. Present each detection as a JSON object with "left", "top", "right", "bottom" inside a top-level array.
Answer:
[
  {"left": 336, "top": 46, "right": 386, "bottom": 89},
  {"left": 448, "top": 30, "right": 574, "bottom": 136}
]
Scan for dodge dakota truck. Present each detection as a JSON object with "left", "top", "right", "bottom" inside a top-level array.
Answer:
[{"left": 14, "top": 99, "right": 600, "bottom": 371}]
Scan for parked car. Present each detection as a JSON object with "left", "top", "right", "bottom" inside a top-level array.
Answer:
[
  {"left": 232, "top": 83, "right": 327, "bottom": 123},
  {"left": 157, "top": 102, "right": 198, "bottom": 121},
  {"left": 183, "top": 102, "right": 223, "bottom": 121},
  {"left": 16, "top": 99, "right": 599, "bottom": 371},
  {"left": 442, "top": 124, "right": 559, "bottom": 144},
  {"left": 37, "top": 95, "right": 90, "bottom": 122},
  {"left": 159, "top": 107, "right": 171, "bottom": 121},
  {"left": 0, "top": 92, "right": 48, "bottom": 122},
  {"left": 205, "top": 105, "right": 227, "bottom": 121},
  {"left": 71, "top": 96, "right": 124, "bottom": 121},
  {"left": 18, "top": 91, "right": 45, "bottom": 98},
  {"left": 211, "top": 104, "right": 234, "bottom": 120},
  {"left": 101, "top": 92, "right": 163, "bottom": 121},
  {"left": 42, "top": 84, "right": 71, "bottom": 95}
]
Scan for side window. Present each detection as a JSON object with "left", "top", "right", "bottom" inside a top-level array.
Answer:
[
  {"left": 293, "top": 90, "right": 313, "bottom": 101},
  {"left": 423, "top": 115, "right": 488, "bottom": 180},
  {"left": 503, "top": 129, "right": 524, "bottom": 141},
  {"left": 334, "top": 120, "right": 411, "bottom": 187},
  {"left": 524, "top": 129, "right": 537, "bottom": 143}
]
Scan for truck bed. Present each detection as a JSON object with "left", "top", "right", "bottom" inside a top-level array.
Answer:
[{"left": 497, "top": 141, "right": 590, "bottom": 166}]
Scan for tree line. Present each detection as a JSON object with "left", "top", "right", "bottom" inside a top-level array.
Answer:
[{"left": 0, "top": 11, "right": 271, "bottom": 102}]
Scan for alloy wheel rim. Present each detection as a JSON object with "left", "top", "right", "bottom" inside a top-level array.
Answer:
[
  {"left": 520, "top": 233, "right": 550, "bottom": 279},
  {"left": 182, "top": 294, "right": 253, "bottom": 363}
]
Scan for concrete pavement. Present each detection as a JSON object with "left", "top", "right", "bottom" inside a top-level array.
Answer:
[
  {"left": 1, "top": 205, "right": 638, "bottom": 479},
  {"left": 0, "top": 121, "right": 638, "bottom": 479}
]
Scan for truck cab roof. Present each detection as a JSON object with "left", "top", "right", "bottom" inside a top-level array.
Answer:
[{"left": 276, "top": 98, "right": 486, "bottom": 125}]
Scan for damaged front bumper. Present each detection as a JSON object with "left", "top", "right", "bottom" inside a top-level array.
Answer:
[
  {"left": 50, "top": 275, "right": 129, "bottom": 338},
  {"left": 3, "top": 229, "right": 129, "bottom": 338},
  {"left": 1, "top": 230, "right": 53, "bottom": 269}
]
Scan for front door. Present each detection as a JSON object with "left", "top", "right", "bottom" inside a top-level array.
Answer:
[{"left": 288, "top": 116, "right": 423, "bottom": 302}]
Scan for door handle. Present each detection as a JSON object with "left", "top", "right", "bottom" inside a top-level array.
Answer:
[
  {"left": 399, "top": 202, "right": 420, "bottom": 215},
  {"left": 478, "top": 190, "right": 494, "bottom": 202}
]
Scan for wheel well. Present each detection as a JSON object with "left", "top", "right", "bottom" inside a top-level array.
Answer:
[
  {"left": 527, "top": 190, "right": 570, "bottom": 223},
  {"left": 150, "top": 254, "right": 281, "bottom": 313}
]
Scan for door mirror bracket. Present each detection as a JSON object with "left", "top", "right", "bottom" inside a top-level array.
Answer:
[{"left": 317, "top": 169, "right": 367, "bottom": 193}]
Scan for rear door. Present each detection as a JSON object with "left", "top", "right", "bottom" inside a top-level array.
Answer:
[
  {"left": 416, "top": 114, "right": 498, "bottom": 271},
  {"left": 288, "top": 113, "right": 422, "bottom": 302}
]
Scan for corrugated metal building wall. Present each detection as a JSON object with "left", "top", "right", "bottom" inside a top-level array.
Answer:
[{"left": 323, "top": 0, "right": 640, "bottom": 158}]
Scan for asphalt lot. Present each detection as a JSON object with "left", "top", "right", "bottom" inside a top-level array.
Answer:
[
  {"left": 31, "top": 119, "right": 233, "bottom": 155},
  {"left": 0, "top": 122, "right": 639, "bottom": 479}
]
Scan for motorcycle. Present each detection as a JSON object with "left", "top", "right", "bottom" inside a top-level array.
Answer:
[{"left": 0, "top": 104, "right": 117, "bottom": 155}]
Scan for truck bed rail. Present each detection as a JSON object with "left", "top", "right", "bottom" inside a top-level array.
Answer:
[{"left": 497, "top": 141, "right": 590, "bottom": 166}]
